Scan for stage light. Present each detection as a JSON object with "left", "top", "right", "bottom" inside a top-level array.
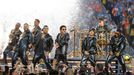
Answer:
[
  {"left": 124, "top": 55, "right": 130, "bottom": 60},
  {"left": 124, "top": 54, "right": 131, "bottom": 64}
]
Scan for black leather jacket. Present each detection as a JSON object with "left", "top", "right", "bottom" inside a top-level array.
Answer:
[
  {"left": 36, "top": 33, "right": 54, "bottom": 53},
  {"left": 82, "top": 36, "right": 97, "bottom": 54},
  {"left": 55, "top": 33, "right": 70, "bottom": 54},
  {"left": 55, "top": 33, "right": 70, "bottom": 47},
  {"left": 110, "top": 34, "right": 126, "bottom": 54},
  {"left": 32, "top": 26, "right": 41, "bottom": 47},
  {"left": 18, "top": 30, "right": 33, "bottom": 50},
  {"left": 9, "top": 29, "right": 22, "bottom": 46}
]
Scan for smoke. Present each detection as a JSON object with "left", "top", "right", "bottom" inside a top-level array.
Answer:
[{"left": 0, "top": 0, "right": 78, "bottom": 57}]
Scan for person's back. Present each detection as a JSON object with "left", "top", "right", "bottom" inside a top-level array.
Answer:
[{"left": 95, "top": 63, "right": 106, "bottom": 75}]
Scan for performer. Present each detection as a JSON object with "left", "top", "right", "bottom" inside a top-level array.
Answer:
[
  {"left": 32, "top": 19, "right": 41, "bottom": 47},
  {"left": 96, "top": 18, "right": 111, "bottom": 38},
  {"left": 31, "top": 19, "right": 42, "bottom": 66},
  {"left": 33, "top": 25, "right": 53, "bottom": 70},
  {"left": 96, "top": 18, "right": 111, "bottom": 56},
  {"left": 80, "top": 28, "right": 97, "bottom": 68},
  {"left": 32, "top": 19, "right": 41, "bottom": 48},
  {"left": 105, "top": 29, "right": 127, "bottom": 74},
  {"left": 54, "top": 25, "right": 70, "bottom": 64},
  {"left": 3, "top": 23, "right": 22, "bottom": 64},
  {"left": 12, "top": 23, "right": 33, "bottom": 68}
]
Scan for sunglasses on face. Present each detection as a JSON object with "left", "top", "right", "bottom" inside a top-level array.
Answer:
[{"left": 62, "top": 29, "right": 66, "bottom": 30}]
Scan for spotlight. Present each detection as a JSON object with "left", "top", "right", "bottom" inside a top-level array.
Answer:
[{"left": 124, "top": 54, "right": 131, "bottom": 64}]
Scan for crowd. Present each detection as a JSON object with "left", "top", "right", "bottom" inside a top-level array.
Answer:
[{"left": 101, "top": 0, "right": 134, "bottom": 47}]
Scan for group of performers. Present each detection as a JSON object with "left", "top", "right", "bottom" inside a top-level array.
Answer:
[
  {"left": 3, "top": 19, "right": 70, "bottom": 74},
  {"left": 3, "top": 18, "right": 128, "bottom": 74},
  {"left": 80, "top": 18, "right": 127, "bottom": 75}
]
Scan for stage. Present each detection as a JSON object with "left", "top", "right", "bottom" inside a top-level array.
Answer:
[{"left": 0, "top": 57, "right": 133, "bottom": 75}]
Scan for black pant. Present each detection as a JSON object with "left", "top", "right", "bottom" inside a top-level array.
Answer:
[
  {"left": 80, "top": 54, "right": 96, "bottom": 67},
  {"left": 32, "top": 52, "right": 52, "bottom": 70},
  {"left": 12, "top": 46, "right": 28, "bottom": 68},
  {"left": 54, "top": 54, "right": 67, "bottom": 64},
  {"left": 105, "top": 54, "right": 126, "bottom": 74},
  {"left": 3, "top": 45, "right": 14, "bottom": 64},
  {"left": 55, "top": 46, "right": 67, "bottom": 64}
]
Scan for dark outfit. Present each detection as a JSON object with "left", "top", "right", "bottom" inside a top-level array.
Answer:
[
  {"left": 32, "top": 33, "right": 53, "bottom": 70},
  {"left": 96, "top": 25, "right": 111, "bottom": 53},
  {"left": 80, "top": 36, "right": 97, "bottom": 67},
  {"left": 12, "top": 30, "right": 33, "bottom": 67},
  {"left": 3, "top": 29, "right": 22, "bottom": 64},
  {"left": 32, "top": 26, "right": 41, "bottom": 47},
  {"left": 31, "top": 26, "right": 41, "bottom": 65},
  {"left": 54, "top": 33, "right": 70, "bottom": 63},
  {"left": 105, "top": 34, "right": 126, "bottom": 73}
]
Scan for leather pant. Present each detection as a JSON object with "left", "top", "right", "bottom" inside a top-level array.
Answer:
[
  {"left": 32, "top": 51, "right": 52, "bottom": 70},
  {"left": 12, "top": 45, "right": 28, "bottom": 68},
  {"left": 54, "top": 46, "right": 67, "bottom": 64},
  {"left": 105, "top": 54, "right": 126, "bottom": 73},
  {"left": 80, "top": 54, "right": 96, "bottom": 67},
  {"left": 3, "top": 45, "right": 14, "bottom": 64}
]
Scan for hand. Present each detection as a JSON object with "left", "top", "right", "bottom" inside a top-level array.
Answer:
[
  {"left": 99, "top": 32, "right": 104, "bottom": 38},
  {"left": 28, "top": 44, "right": 32, "bottom": 48},
  {"left": 108, "top": 64, "right": 112, "bottom": 68},
  {"left": 26, "top": 51, "right": 30, "bottom": 56},
  {"left": 9, "top": 33, "right": 14, "bottom": 38},
  {"left": 55, "top": 43, "right": 59, "bottom": 48},
  {"left": 44, "top": 51, "right": 49, "bottom": 57},
  {"left": 115, "top": 52, "right": 120, "bottom": 56},
  {"left": 62, "top": 65, "right": 67, "bottom": 72},
  {"left": 32, "top": 29, "right": 35, "bottom": 33},
  {"left": 52, "top": 59, "right": 57, "bottom": 69},
  {"left": 84, "top": 51, "right": 89, "bottom": 55},
  {"left": 13, "top": 47, "right": 16, "bottom": 51},
  {"left": 109, "top": 51, "right": 113, "bottom": 55}
]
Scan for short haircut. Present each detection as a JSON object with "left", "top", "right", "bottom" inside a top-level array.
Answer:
[
  {"left": 99, "top": 18, "right": 104, "bottom": 21},
  {"left": 35, "top": 19, "right": 40, "bottom": 23},
  {"left": 89, "top": 28, "right": 95, "bottom": 32},
  {"left": 96, "top": 63, "right": 104, "bottom": 71},
  {"left": 60, "top": 25, "right": 66, "bottom": 30},
  {"left": 16, "top": 23, "right": 21, "bottom": 26},
  {"left": 24, "top": 23, "right": 28, "bottom": 26},
  {"left": 43, "top": 25, "right": 48, "bottom": 28}
]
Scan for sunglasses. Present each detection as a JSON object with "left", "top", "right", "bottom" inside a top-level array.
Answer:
[{"left": 62, "top": 29, "right": 66, "bottom": 30}]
